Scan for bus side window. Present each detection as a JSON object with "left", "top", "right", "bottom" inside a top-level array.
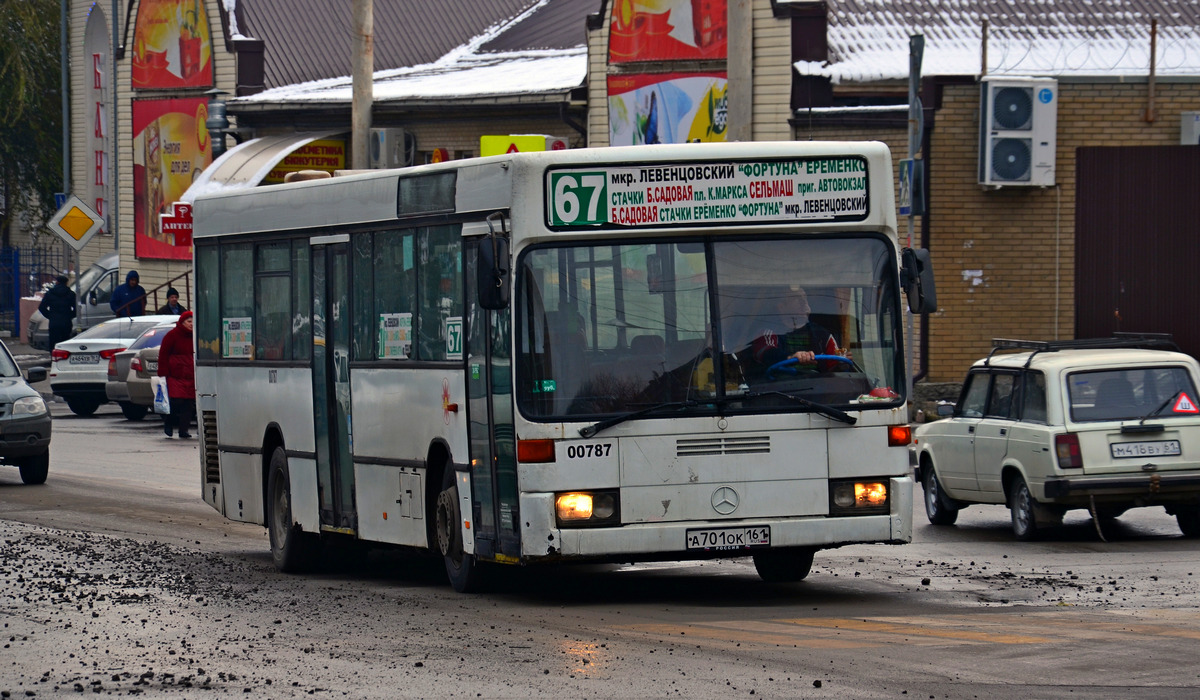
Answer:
[
  {"left": 374, "top": 229, "right": 416, "bottom": 360},
  {"left": 255, "top": 242, "right": 291, "bottom": 361},
  {"left": 416, "top": 226, "right": 462, "bottom": 361}
]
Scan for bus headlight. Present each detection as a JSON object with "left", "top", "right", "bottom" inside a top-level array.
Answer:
[
  {"left": 829, "top": 480, "right": 889, "bottom": 515},
  {"left": 555, "top": 490, "right": 619, "bottom": 527}
]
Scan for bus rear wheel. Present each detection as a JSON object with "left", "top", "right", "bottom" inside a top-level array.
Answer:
[
  {"left": 436, "top": 467, "right": 481, "bottom": 593},
  {"left": 753, "top": 547, "right": 816, "bottom": 583},
  {"left": 267, "top": 447, "right": 319, "bottom": 572}
]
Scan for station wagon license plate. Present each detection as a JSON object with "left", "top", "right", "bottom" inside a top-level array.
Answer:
[
  {"left": 68, "top": 353, "right": 98, "bottom": 364},
  {"left": 1111, "top": 440, "right": 1181, "bottom": 459},
  {"left": 686, "top": 525, "right": 770, "bottom": 550}
]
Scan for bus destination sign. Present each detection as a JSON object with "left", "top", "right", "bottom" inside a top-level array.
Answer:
[{"left": 546, "top": 157, "right": 868, "bottom": 228}]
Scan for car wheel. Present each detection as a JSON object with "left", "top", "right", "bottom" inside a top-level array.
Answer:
[
  {"left": 18, "top": 451, "right": 49, "bottom": 485},
  {"left": 120, "top": 401, "right": 148, "bottom": 421},
  {"left": 753, "top": 547, "right": 816, "bottom": 583},
  {"left": 922, "top": 465, "right": 959, "bottom": 526},
  {"left": 1176, "top": 506, "right": 1200, "bottom": 538},
  {"left": 436, "top": 467, "right": 482, "bottom": 593},
  {"left": 1009, "top": 476, "right": 1040, "bottom": 541},
  {"left": 66, "top": 398, "right": 100, "bottom": 416},
  {"left": 267, "top": 446, "right": 320, "bottom": 572}
]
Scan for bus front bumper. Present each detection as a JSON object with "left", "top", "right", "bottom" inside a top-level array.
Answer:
[{"left": 518, "top": 476, "right": 913, "bottom": 560}]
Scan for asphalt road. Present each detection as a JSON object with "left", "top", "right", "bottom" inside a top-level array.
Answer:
[{"left": 1, "top": 401, "right": 1198, "bottom": 698}]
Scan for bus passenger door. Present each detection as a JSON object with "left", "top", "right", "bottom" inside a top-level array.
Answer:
[
  {"left": 311, "top": 240, "right": 357, "bottom": 531},
  {"left": 465, "top": 239, "right": 520, "bottom": 560}
]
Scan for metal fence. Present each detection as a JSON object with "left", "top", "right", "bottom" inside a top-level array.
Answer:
[{"left": 0, "top": 247, "right": 69, "bottom": 336}]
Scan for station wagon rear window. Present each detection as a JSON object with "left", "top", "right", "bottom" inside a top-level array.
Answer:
[{"left": 1068, "top": 367, "right": 1199, "bottom": 422}]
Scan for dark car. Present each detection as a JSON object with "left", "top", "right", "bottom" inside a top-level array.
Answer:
[{"left": 0, "top": 338, "right": 52, "bottom": 484}]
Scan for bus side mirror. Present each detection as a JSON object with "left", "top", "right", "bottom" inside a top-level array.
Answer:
[
  {"left": 901, "top": 247, "right": 937, "bottom": 314},
  {"left": 477, "top": 236, "right": 510, "bottom": 310}
]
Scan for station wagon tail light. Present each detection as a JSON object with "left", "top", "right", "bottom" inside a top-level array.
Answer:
[
  {"left": 888, "top": 425, "right": 912, "bottom": 446},
  {"left": 555, "top": 490, "right": 619, "bottom": 527},
  {"left": 517, "top": 439, "right": 556, "bottom": 463},
  {"left": 1055, "top": 433, "right": 1083, "bottom": 468},
  {"left": 98, "top": 348, "right": 125, "bottom": 360},
  {"left": 51, "top": 349, "right": 70, "bottom": 361}
]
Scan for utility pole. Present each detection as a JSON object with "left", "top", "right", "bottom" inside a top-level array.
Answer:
[
  {"left": 906, "top": 35, "right": 924, "bottom": 398},
  {"left": 351, "top": 0, "right": 374, "bottom": 170}
]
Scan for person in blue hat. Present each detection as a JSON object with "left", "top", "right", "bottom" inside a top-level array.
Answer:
[{"left": 110, "top": 270, "right": 147, "bottom": 317}]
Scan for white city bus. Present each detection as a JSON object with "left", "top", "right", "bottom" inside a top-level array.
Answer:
[{"left": 193, "top": 141, "right": 935, "bottom": 592}]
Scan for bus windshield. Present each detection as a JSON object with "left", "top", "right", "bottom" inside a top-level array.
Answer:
[{"left": 516, "top": 235, "right": 902, "bottom": 419}]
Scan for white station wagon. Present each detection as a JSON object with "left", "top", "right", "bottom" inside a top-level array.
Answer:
[{"left": 913, "top": 336, "right": 1200, "bottom": 540}]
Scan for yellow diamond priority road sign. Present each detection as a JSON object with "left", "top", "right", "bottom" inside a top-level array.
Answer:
[{"left": 47, "top": 195, "right": 105, "bottom": 251}]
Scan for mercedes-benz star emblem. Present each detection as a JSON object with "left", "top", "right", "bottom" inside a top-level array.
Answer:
[{"left": 711, "top": 486, "right": 739, "bottom": 515}]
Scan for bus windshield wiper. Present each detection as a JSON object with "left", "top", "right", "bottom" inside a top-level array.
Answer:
[
  {"left": 717, "top": 390, "right": 857, "bottom": 425},
  {"left": 579, "top": 400, "right": 700, "bottom": 438}
]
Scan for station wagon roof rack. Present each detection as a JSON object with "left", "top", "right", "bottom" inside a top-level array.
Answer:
[{"left": 986, "top": 333, "right": 1178, "bottom": 367}]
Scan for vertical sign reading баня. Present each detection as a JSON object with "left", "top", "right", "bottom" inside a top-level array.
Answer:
[{"left": 547, "top": 158, "right": 868, "bottom": 228}]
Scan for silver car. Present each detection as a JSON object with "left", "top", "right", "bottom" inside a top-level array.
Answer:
[
  {"left": 50, "top": 315, "right": 179, "bottom": 416},
  {"left": 105, "top": 322, "right": 176, "bottom": 421}
]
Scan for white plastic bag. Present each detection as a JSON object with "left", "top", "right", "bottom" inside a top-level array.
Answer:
[{"left": 151, "top": 376, "right": 171, "bottom": 415}]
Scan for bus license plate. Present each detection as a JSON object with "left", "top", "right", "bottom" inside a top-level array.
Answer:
[
  {"left": 69, "top": 353, "right": 98, "bottom": 364},
  {"left": 686, "top": 525, "right": 770, "bottom": 551},
  {"left": 1111, "top": 440, "right": 1181, "bottom": 459}
]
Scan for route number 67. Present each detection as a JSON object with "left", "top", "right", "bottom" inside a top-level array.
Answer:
[{"left": 550, "top": 172, "right": 607, "bottom": 226}]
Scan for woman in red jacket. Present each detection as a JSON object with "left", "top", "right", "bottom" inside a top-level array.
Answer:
[{"left": 157, "top": 310, "right": 195, "bottom": 438}]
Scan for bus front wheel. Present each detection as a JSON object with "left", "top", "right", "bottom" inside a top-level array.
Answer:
[
  {"left": 436, "top": 467, "right": 481, "bottom": 593},
  {"left": 267, "top": 447, "right": 319, "bottom": 572},
  {"left": 753, "top": 547, "right": 816, "bottom": 583}
]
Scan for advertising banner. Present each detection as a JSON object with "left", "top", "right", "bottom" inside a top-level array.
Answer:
[
  {"left": 262, "top": 140, "right": 346, "bottom": 184},
  {"left": 608, "top": 73, "right": 727, "bottom": 146},
  {"left": 132, "top": 98, "right": 212, "bottom": 260},
  {"left": 131, "top": 0, "right": 213, "bottom": 89},
  {"left": 609, "top": 0, "right": 727, "bottom": 63}
]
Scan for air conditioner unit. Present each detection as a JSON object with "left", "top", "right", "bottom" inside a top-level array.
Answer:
[
  {"left": 369, "top": 127, "right": 409, "bottom": 169},
  {"left": 978, "top": 77, "right": 1057, "bottom": 187}
]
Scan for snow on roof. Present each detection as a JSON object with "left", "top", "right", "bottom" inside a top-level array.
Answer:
[
  {"left": 796, "top": 0, "right": 1200, "bottom": 84},
  {"left": 234, "top": 0, "right": 586, "bottom": 105}
]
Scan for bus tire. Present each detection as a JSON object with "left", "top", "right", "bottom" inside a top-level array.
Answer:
[
  {"left": 753, "top": 547, "right": 816, "bottom": 583},
  {"left": 267, "top": 446, "right": 319, "bottom": 572},
  {"left": 436, "top": 467, "right": 481, "bottom": 593}
]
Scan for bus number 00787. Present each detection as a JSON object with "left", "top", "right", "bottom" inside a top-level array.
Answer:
[{"left": 565, "top": 443, "right": 612, "bottom": 459}]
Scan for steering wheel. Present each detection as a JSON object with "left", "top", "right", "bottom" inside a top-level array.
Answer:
[{"left": 765, "top": 354, "right": 854, "bottom": 380}]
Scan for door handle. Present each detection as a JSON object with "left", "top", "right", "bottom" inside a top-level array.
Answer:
[{"left": 968, "top": 426, "right": 975, "bottom": 433}]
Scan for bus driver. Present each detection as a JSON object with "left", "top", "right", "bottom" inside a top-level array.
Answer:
[{"left": 750, "top": 287, "right": 844, "bottom": 371}]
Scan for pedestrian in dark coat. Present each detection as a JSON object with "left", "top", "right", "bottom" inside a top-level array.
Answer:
[
  {"left": 157, "top": 310, "right": 195, "bottom": 438},
  {"left": 38, "top": 275, "right": 77, "bottom": 348},
  {"left": 110, "top": 270, "right": 147, "bottom": 317}
]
